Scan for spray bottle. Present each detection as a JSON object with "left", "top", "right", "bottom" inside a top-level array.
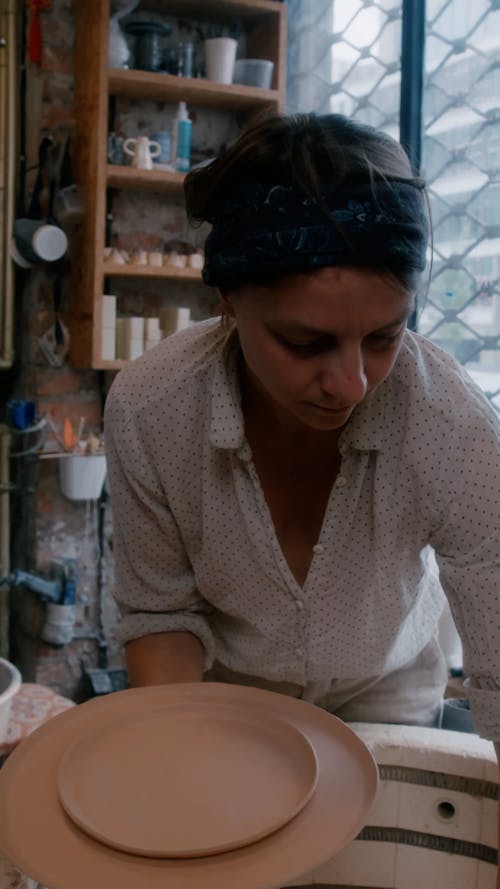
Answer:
[{"left": 172, "top": 102, "right": 192, "bottom": 173}]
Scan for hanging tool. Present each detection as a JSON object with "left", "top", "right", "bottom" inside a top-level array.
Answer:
[
  {"left": 2, "top": 559, "right": 77, "bottom": 604},
  {"left": 26, "top": 0, "right": 53, "bottom": 65},
  {"left": 26, "top": 134, "right": 53, "bottom": 219},
  {"left": 62, "top": 416, "right": 77, "bottom": 451}
]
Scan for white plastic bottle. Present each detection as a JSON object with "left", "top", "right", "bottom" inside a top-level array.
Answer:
[{"left": 172, "top": 101, "right": 192, "bottom": 173}]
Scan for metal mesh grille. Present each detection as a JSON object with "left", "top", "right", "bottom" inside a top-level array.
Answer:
[
  {"left": 287, "top": 0, "right": 500, "bottom": 412},
  {"left": 421, "top": 0, "right": 500, "bottom": 411},
  {"left": 288, "top": 0, "right": 402, "bottom": 139}
]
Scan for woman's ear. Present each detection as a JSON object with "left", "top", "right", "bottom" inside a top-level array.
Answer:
[{"left": 219, "top": 290, "right": 235, "bottom": 318}]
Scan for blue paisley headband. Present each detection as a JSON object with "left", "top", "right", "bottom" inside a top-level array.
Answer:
[{"left": 202, "top": 179, "right": 428, "bottom": 287}]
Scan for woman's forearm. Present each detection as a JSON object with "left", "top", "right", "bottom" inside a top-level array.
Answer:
[{"left": 125, "top": 631, "right": 204, "bottom": 687}]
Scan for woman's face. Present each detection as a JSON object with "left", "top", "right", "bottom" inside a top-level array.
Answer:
[{"left": 222, "top": 266, "right": 413, "bottom": 433}]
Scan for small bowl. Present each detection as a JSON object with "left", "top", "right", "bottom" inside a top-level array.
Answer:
[
  {"left": 0, "top": 658, "right": 22, "bottom": 746},
  {"left": 233, "top": 59, "right": 274, "bottom": 89}
]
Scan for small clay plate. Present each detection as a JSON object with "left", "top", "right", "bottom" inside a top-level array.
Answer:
[{"left": 57, "top": 706, "right": 318, "bottom": 857}]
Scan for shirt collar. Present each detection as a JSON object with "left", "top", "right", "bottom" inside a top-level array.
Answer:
[
  {"left": 340, "top": 336, "right": 412, "bottom": 453},
  {"left": 209, "top": 327, "right": 247, "bottom": 452},
  {"left": 339, "top": 382, "right": 389, "bottom": 452}
]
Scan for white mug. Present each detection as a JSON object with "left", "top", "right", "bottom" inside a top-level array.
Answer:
[
  {"left": 11, "top": 218, "right": 68, "bottom": 267},
  {"left": 123, "top": 136, "right": 161, "bottom": 170}
]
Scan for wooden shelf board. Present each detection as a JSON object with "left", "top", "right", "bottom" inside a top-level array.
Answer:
[
  {"left": 108, "top": 69, "right": 280, "bottom": 109},
  {"left": 137, "top": 0, "right": 284, "bottom": 21},
  {"left": 103, "top": 263, "right": 203, "bottom": 281},
  {"left": 94, "top": 359, "right": 128, "bottom": 371},
  {"left": 107, "top": 165, "right": 185, "bottom": 192}
]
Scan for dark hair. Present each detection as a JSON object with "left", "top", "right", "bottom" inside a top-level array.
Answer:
[{"left": 184, "top": 112, "right": 428, "bottom": 293}]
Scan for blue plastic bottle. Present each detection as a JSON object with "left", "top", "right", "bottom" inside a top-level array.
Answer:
[{"left": 174, "top": 102, "right": 192, "bottom": 173}]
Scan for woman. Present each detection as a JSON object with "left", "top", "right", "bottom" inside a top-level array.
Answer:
[{"left": 104, "top": 113, "right": 499, "bottom": 741}]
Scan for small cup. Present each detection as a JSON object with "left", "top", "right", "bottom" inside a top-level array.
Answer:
[{"left": 232, "top": 58, "right": 274, "bottom": 89}]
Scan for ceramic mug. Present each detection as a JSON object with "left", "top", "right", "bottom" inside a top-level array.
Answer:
[
  {"left": 11, "top": 218, "right": 68, "bottom": 267},
  {"left": 123, "top": 136, "right": 161, "bottom": 170}
]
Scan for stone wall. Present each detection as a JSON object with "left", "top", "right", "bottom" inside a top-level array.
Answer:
[
  {"left": 9, "top": 2, "right": 121, "bottom": 699},
  {"left": 6, "top": 0, "right": 120, "bottom": 701},
  {"left": 6, "top": 0, "right": 250, "bottom": 700}
]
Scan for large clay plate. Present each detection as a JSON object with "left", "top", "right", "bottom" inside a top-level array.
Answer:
[
  {"left": 0, "top": 683, "right": 378, "bottom": 889},
  {"left": 57, "top": 707, "right": 318, "bottom": 857}
]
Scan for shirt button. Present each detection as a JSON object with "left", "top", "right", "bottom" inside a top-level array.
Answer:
[
  {"left": 312, "top": 544, "right": 324, "bottom": 554},
  {"left": 295, "top": 647, "right": 304, "bottom": 658},
  {"left": 296, "top": 599, "right": 304, "bottom": 610},
  {"left": 336, "top": 476, "right": 347, "bottom": 487}
]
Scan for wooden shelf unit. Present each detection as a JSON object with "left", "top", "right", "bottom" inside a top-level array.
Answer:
[{"left": 71, "top": 0, "right": 287, "bottom": 369}]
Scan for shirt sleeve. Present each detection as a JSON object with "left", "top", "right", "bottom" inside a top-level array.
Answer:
[
  {"left": 430, "top": 389, "right": 500, "bottom": 741},
  {"left": 103, "top": 376, "right": 217, "bottom": 670}
]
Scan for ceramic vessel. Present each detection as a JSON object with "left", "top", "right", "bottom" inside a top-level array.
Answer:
[
  {"left": 108, "top": 0, "right": 139, "bottom": 68},
  {"left": 0, "top": 659, "right": 21, "bottom": 746},
  {"left": 123, "top": 136, "right": 161, "bottom": 170},
  {"left": 12, "top": 219, "right": 68, "bottom": 266}
]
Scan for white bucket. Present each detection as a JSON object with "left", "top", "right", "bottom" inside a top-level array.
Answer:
[
  {"left": 0, "top": 658, "right": 22, "bottom": 746},
  {"left": 58, "top": 454, "right": 107, "bottom": 501}
]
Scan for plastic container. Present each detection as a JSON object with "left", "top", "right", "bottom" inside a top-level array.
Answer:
[
  {"left": 151, "top": 130, "right": 171, "bottom": 167},
  {"left": 58, "top": 454, "right": 107, "bottom": 501},
  {"left": 0, "top": 658, "right": 22, "bottom": 746},
  {"left": 42, "top": 604, "right": 77, "bottom": 646},
  {"left": 441, "top": 697, "right": 475, "bottom": 733},
  {"left": 233, "top": 59, "right": 274, "bottom": 89},
  {"left": 172, "top": 102, "right": 192, "bottom": 173},
  {"left": 177, "top": 41, "right": 193, "bottom": 77}
]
